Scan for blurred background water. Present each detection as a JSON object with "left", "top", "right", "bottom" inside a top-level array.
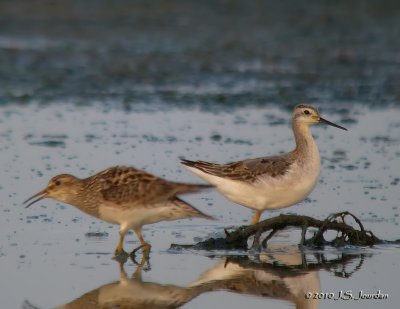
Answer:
[
  {"left": 1, "top": 0, "right": 400, "bottom": 109},
  {"left": 0, "top": 1, "right": 400, "bottom": 308}
]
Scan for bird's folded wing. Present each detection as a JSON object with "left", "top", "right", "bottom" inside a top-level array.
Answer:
[
  {"left": 92, "top": 166, "right": 180, "bottom": 206},
  {"left": 183, "top": 155, "right": 293, "bottom": 182}
]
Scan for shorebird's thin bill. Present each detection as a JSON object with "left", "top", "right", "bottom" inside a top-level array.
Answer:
[
  {"left": 319, "top": 117, "right": 347, "bottom": 131},
  {"left": 24, "top": 189, "right": 47, "bottom": 208}
]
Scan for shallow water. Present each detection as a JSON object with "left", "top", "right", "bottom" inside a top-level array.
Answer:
[
  {"left": 1, "top": 1, "right": 400, "bottom": 308},
  {"left": 0, "top": 104, "right": 399, "bottom": 308}
]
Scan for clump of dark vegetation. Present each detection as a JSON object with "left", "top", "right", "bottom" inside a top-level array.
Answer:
[{"left": 171, "top": 212, "right": 398, "bottom": 251}]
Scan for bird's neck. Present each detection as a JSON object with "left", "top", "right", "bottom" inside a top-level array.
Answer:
[
  {"left": 292, "top": 122, "right": 319, "bottom": 160},
  {"left": 69, "top": 182, "right": 101, "bottom": 218},
  {"left": 58, "top": 186, "right": 84, "bottom": 207}
]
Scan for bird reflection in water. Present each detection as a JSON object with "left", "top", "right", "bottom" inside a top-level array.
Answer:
[
  {"left": 188, "top": 245, "right": 367, "bottom": 309},
  {"left": 23, "top": 247, "right": 366, "bottom": 309},
  {"left": 50, "top": 256, "right": 203, "bottom": 309}
]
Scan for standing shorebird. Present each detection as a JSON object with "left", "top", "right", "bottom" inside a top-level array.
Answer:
[
  {"left": 182, "top": 104, "right": 347, "bottom": 225},
  {"left": 24, "top": 166, "right": 213, "bottom": 256}
]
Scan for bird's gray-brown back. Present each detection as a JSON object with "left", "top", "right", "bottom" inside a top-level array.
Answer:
[{"left": 182, "top": 154, "right": 296, "bottom": 183}]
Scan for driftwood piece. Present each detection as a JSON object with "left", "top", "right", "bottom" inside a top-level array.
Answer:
[{"left": 171, "top": 212, "right": 393, "bottom": 251}]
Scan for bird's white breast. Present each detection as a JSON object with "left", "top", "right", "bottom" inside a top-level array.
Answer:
[
  {"left": 99, "top": 206, "right": 152, "bottom": 227},
  {"left": 98, "top": 201, "right": 190, "bottom": 233},
  {"left": 184, "top": 147, "right": 320, "bottom": 211},
  {"left": 255, "top": 154, "right": 320, "bottom": 210}
]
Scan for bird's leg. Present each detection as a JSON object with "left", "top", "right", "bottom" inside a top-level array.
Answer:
[
  {"left": 114, "top": 231, "right": 126, "bottom": 256},
  {"left": 300, "top": 222, "right": 308, "bottom": 246},
  {"left": 132, "top": 265, "right": 143, "bottom": 280},
  {"left": 131, "top": 254, "right": 151, "bottom": 270},
  {"left": 118, "top": 259, "right": 129, "bottom": 282},
  {"left": 130, "top": 228, "right": 151, "bottom": 270},
  {"left": 132, "top": 227, "right": 152, "bottom": 256},
  {"left": 251, "top": 210, "right": 262, "bottom": 225}
]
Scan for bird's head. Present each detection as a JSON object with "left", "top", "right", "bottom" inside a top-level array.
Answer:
[
  {"left": 293, "top": 104, "right": 347, "bottom": 130},
  {"left": 24, "top": 174, "right": 82, "bottom": 208}
]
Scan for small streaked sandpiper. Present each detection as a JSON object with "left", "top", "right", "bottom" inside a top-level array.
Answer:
[
  {"left": 24, "top": 166, "right": 213, "bottom": 256},
  {"left": 182, "top": 104, "right": 347, "bottom": 224}
]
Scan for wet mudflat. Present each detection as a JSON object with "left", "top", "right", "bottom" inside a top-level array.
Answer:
[
  {"left": 0, "top": 104, "right": 399, "bottom": 309},
  {"left": 1, "top": 1, "right": 400, "bottom": 308}
]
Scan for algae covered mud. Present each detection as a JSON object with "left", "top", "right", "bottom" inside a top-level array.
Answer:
[{"left": 1, "top": 1, "right": 400, "bottom": 308}]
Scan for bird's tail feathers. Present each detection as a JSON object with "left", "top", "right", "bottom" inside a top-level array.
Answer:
[
  {"left": 174, "top": 182, "right": 213, "bottom": 195},
  {"left": 173, "top": 197, "right": 216, "bottom": 221}
]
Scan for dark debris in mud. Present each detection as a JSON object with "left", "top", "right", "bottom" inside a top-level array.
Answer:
[{"left": 171, "top": 212, "right": 399, "bottom": 252}]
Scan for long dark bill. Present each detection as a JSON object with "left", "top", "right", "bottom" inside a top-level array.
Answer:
[
  {"left": 24, "top": 189, "right": 47, "bottom": 208},
  {"left": 319, "top": 117, "right": 347, "bottom": 131}
]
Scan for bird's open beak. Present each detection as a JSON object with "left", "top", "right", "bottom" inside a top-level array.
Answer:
[
  {"left": 24, "top": 188, "right": 48, "bottom": 208},
  {"left": 319, "top": 117, "right": 347, "bottom": 131}
]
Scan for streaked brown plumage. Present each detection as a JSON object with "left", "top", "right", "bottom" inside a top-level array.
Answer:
[{"left": 25, "top": 166, "right": 213, "bottom": 255}]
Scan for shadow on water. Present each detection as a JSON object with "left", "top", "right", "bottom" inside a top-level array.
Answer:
[{"left": 23, "top": 246, "right": 369, "bottom": 309}]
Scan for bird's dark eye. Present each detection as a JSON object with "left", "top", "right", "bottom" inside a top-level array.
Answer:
[
  {"left": 304, "top": 110, "right": 310, "bottom": 115},
  {"left": 55, "top": 180, "right": 61, "bottom": 186}
]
